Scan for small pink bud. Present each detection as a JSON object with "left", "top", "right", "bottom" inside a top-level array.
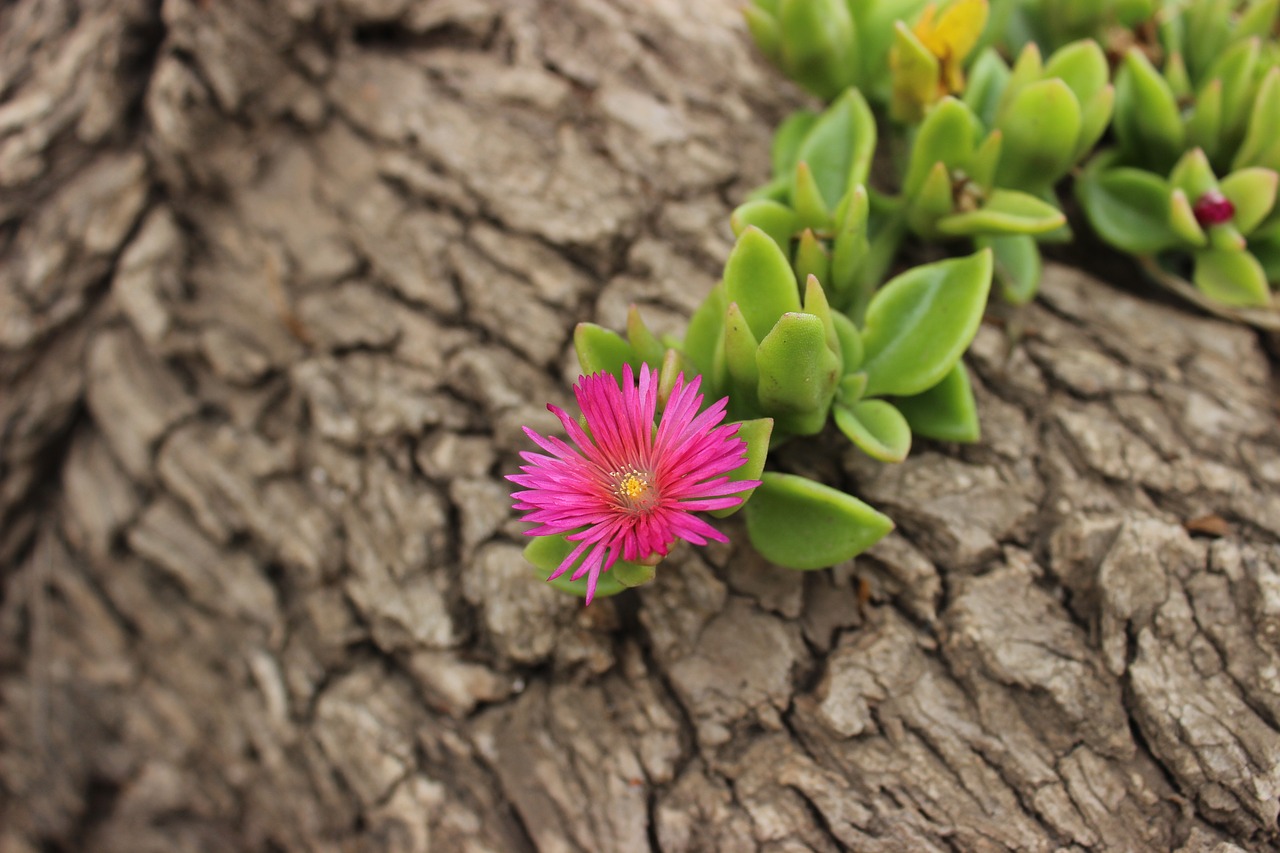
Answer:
[{"left": 1192, "top": 190, "right": 1235, "bottom": 226}]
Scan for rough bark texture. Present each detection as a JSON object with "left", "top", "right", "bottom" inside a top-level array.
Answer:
[{"left": 2, "top": 1, "right": 1279, "bottom": 851}]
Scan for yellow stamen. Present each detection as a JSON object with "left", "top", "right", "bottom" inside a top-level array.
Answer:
[{"left": 610, "top": 466, "right": 657, "bottom": 513}]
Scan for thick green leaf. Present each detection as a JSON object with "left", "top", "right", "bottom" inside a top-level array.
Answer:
[
  {"left": 744, "top": 5, "right": 782, "bottom": 63},
  {"left": 1114, "top": 48, "right": 1185, "bottom": 173},
  {"left": 524, "top": 534, "right": 650, "bottom": 600},
  {"left": 830, "top": 184, "right": 870, "bottom": 311},
  {"left": 889, "top": 20, "right": 941, "bottom": 123},
  {"left": 626, "top": 305, "right": 666, "bottom": 367},
  {"left": 756, "top": 312, "right": 841, "bottom": 414},
  {"left": 907, "top": 161, "right": 958, "bottom": 237},
  {"left": 964, "top": 48, "right": 1011, "bottom": 129},
  {"left": 1075, "top": 154, "right": 1180, "bottom": 253},
  {"left": 936, "top": 189, "right": 1066, "bottom": 236},
  {"left": 731, "top": 199, "right": 798, "bottom": 252},
  {"left": 1042, "top": 39, "right": 1109, "bottom": 105},
  {"left": 966, "top": 129, "right": 1003, "bottom": 192},
  {"left": 709, "top": 418, "right": 774, "bottom": 518},
  {"left": 978, "top": 233, "right": 1042, "bottom": 305},
  {"left": 795, "top": 88, "right": 877, "bottom": 209},
  {"left": 724, "top": 302, "right": 762, "bottom": 410},
  {"left": 724, "top": 227, "right": 802, "bottom": 342},
  {"left": 778, "top": 0, "right": 857, "bottom": 100},
  {"left": 904, "top": 98, "right": 978, "bottom": 197},
  {"left": 834, "top": 399, "right": 912, "bottom": 462},
  {"left": 686, "top": 281, "right": 727, "bottom": 379},
  {"left": 771, "top": 110, "right": 819, "bottom": 178},
  {"left": 831, "top": 311, "right": 864, "bottom": 373},
  {"left": 1193, "top": 248, "right": 1272, "bottom": 306},
  {"left": 792, "top": 161, "right": 832, "bottom": 231},
  {"left": 1203, "top": 36, "right": 1260, "bottom": 151},
  {"left": 802, "top": 274, "right": 840, "bottom": 356},
  {"left": 1221, "top": 167, "right": 1279, "bottom": 234},
  {"left": 574, "top": 323, "right": 640, "bottom": 382},
  {"left": 794, "top": 230, "right": 831, "bottom": 291},
  {"left": 1234, "top": 68, "right": 1280, "bottom": 172},
  {"left": 657, "top": 348, "right": 686, "bottom": 410},
  {"left": 997, "top": 79, "right": 1082, "bottom": 191},
  {"left": 1073, "top": 85, "right": 1115, "bottom": 164},
  {"left": 892, "top": 361, "right": 980, "bottom": 442},
  {"left": 1187, "top": 80, "right": 1225, "bottom": 163},
  {"left": 744, "top": 473, "right": 893, "bottom": 570},
  {"left": 860, "top": 249, "right": 993, "bottom": 398},
  {"left": 1169, "top": 189, "right": 1209, "bottom": 246},
  {"left": 1169, "top": 148, "right": 1218, "bottom": 200}
]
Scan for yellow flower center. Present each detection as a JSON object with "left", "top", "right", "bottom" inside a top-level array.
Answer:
[{"left": 610, "top": 466, "right": 658, "bottom": 513}]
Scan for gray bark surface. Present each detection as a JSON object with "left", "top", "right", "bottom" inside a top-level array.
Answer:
[{"left": 2, "top": 1, "right": 1279, "bottom": 850}]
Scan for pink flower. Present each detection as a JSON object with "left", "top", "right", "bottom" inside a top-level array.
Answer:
[{"left": 509, "top": 363, "right": 759, "bottom": 604}]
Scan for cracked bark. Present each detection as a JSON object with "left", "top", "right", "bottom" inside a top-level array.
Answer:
[{"left": 2, "top": 0, "right": 1279, "bottom": 850}]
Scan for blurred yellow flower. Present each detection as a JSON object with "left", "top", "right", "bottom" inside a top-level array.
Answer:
[{"left": 890, "top": 0, "right": 989, "bottom": 122}]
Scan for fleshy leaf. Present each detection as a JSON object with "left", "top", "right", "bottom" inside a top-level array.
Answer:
[
  {"left": 1169, "top": 189, "right": 1209, "bottom": 247},
  {"left": 834, "top": 399, "right": 912, "bottom": 462},
  {"left": 996, "top": 78, "right": 1082, "bottom": 191},
  {"left": 830, "top": 184, "right": 870, "bottom": 311},
  {"left": 626, "top": 305, "right": 666, "bottom": 367},
  {"left": 832, "top": 311, "right": 864, "bottom": 373},
  {"left": 724, "top": 227, "right": 803, "bottom": 342},
  {"left": 892, "top": 361, "right": 980, "bottom": 442},
  {"left": 744, "top": 472, "right": 894, "bottom": 570},
  {"left": 1075, "top": 154, "right": 1179, "bottom": 253},
  {"left": 756, "top": 312, "right": 841, "bottom": 415},
  {"left": 860, "top": 249, "right": 993, "bottom": 398},
  {"left": 904, "top": 97, "right": 977, "bottom": 197},
  {"left": 778, "top": 0, "right": 857, "bottom": 100},
  {"left": 792, "top": 160, "right": 833, "bottom": 231},
  {"left": 771, "top": 110, "right": 820, "bottom": 178},
  {"left": 795, "top": 88, "right": 877, "bottom": 209},
  {"left": 1220, "top": 167, "right": 1279, "bottom": 234},
  {"left": 794, "top": 230, "right": 831, "bottom": 291},
  {"left": 1193, "top": 248, "right": 1272, "bottom": 306},
  {"left": 731, "top": 199, "right": 798, "bottom": 252},
  {"left": 1114, "top": 48, "right": 1185, "bottom": 173},
  {"left": 574, "top": 323, "right": 640, "bottom": 382},
  {"left": 682, "top": 282, "right": 728, "bottom": 396},
  {"left": 724, "top": 302, "right": 762, "bottom": 413},
  {"left": 977, "top": 233, "right": 1042, "bottom": 305},
  {"left": 1234, "top": 67, "right": 1280, "bottom": 172},
  {"left": 936, "top": 189, "right": 1066, "bottom": 236},
  {"left": 709, "top": 418, "right": 774, "bottom": 519},
  {"left": 524, "top": 534, "right": 646, "bottom": 599}
]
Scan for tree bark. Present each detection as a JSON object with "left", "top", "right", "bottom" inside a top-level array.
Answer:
[{"left": 2, "top": 1, "right": 1279, "bottom": 851}]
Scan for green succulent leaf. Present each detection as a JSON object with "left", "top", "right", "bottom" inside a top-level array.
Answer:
[
  {"left": 1234, "top": 68, "right": 1280, "bottom": 172},
  {"left": 892, "top": 361, "right": 980, "bottom": 443},
  {"left": 794, "top": 230, "right": 832, "bottom": 291},
  {"left": 831, "top": 311, "right": 864, "bottom": 374},
  {"left": 756, "top": 312, "right": 841, "bottom": 415},
  {"left": 1042, "top": 39, "right": 1109, "bottom": 105},
  {"left": 1169, "top": 148, "right": 1219, "bottom": 200},
  {"left": 1073, "top": 85, "right": 1115, "bottom": 164},
  {"left": 1114, "top": 48, "right": 1185, "bottom": 173},
  {"left": 709, "top": 417, "right": 774, "bottom": 518},
  {"left": 1169, "top": 189, "right": 1209, "bottom": 247},
  {"left": 1220, "top": 167, "right": 1279, "bottom": 233},
  {"left": 834, "top": 399, "right": 912, "bottom": 462},
  {"left": 1187, "top": 80, "right": 1225, "bottom": 163},
  {"left": 575, "top": 323, "right": 640, "bottom": 382},
  {"left": 1075, "top": 154, "right": 1180, "bottom": 253},
  {"left": 524, "top": 534, "right": 651, "bottom": 599},
  {"left": 904, "top": 97, "right": 978, "bottom": 198},
  {"left": 830, "top": 184, "right": 870, "bottom": 311},
  {"left": 860, "top": 249, "right": 993, "bottom": 398},
  {"left": 744, "top": 4, "right": 782, "bottom": 63},
  {"left": 964, "top": 48, "right": 1011, "bottom": 129},
  {"left": 1203, "top": 36, "right": 1261, "bottom": 150},
  {"left": 724, "top": 302, "right": 763, "bottom": 412},
  {"left": 731, "top": 199, "right": 798, "bottom": 252},
  {"left": 1193, "top": 247, "right": 1272, "bottom": 306},
  {"left": 771, "top": 110, "right": 820, "bottom": 177},
  {"left": 743, "top": 472, "right": 894, "bottom": 570},
  {"left": 907, "top": 161, "right": 958, "bottom": 237},
  {"left": 626, "top": 306, "right": 666, "bottom": 367},
  {"left": 777, "top": 0, "right": 857, "bottom": 100},
  {"left": 724, "top": 227, "right": 803, "bottom": 342},
  {"left": 795, "top": 88, "right": 877, "bottom": 209},
  {"left": 977, "top": 233, "right": 1042, "bottom": 305},
  {"left": 682, "top": 281, "right": 728, "bottom": 395},
  {"left": 936, "top": 189, "right": 1066, "bottom": 236},
  {"left": 998, "top": 80, "right": 1082, "bottom": 191},
  {"left": 792, "top": 161, "right": 833, "bottom": 230}
]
